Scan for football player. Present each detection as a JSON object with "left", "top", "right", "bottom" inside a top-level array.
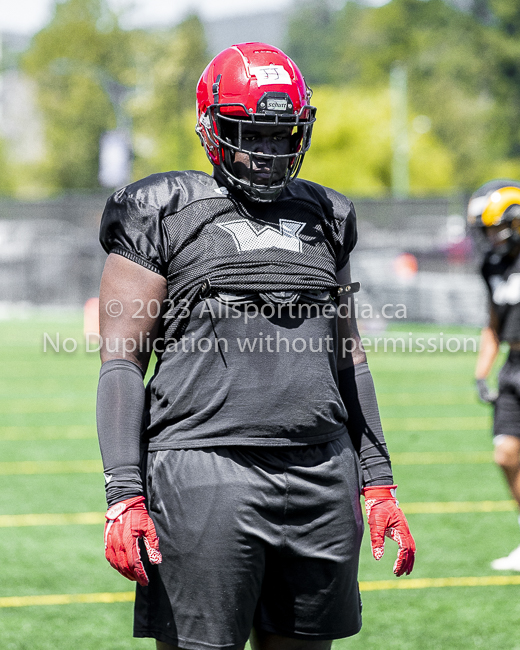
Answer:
[
  {"left": 468, "top": 179, "right": 520, "bottom": 570},
  {"left": 97, "top": 43, "right": 415, "bottom": 650}
]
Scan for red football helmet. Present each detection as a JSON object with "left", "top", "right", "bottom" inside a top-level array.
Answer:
[{"left": 196, "top": 42, "right": 316, "bottom": 202}]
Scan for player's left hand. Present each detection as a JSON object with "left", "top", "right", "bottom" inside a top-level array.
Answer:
[
  {"left": 104, "top": 496, "right": 162, "bottom": 586},
  {"left": 361, "top": 484, "right": 416, "bottom": 576},
  {"left": 476, "top": 378, "right": 498, "bottom": 404}
]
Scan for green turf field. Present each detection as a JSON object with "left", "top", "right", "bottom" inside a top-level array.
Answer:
[{"left": 1, "top": 315, "right": 519, "bottom": 649}]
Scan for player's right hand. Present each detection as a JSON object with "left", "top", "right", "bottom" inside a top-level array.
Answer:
[
  {"left": 476, "top": 378, "right": 498, "bottom": 404},
  {"left": 104, "top": 495, "right": 162, "bottom": 586}
]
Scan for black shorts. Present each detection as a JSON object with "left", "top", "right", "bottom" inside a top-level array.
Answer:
[
  {"left": 495, "top": 352, "right": 520, "bottom": 439},
  {"left": 134, "top": 434, "right": 364, "bottom": 650}
]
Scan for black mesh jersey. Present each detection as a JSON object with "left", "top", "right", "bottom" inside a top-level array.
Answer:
[
  {"left": 481, "top": 250, "right": 520, "bottom": 343},
  {"left": 100, "top": 170, "right": 357, "bottom": 448}
]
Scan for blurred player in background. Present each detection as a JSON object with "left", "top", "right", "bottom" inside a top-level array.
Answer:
[
  {"left": 96, "top": 42, "right": 415, "bottom": 650},
  {"left": 468, "top": 179, "right": 520, "bottom": 570}
]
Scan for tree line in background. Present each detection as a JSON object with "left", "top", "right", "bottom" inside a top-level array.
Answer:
[
  {"left": 1, "top": 0, "right": 520, "bottom": 198},
  {"left": 287, "top": 0, "right": 520, "bottom": 194}
]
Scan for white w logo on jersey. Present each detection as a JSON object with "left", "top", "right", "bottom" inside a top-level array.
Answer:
[
  {"left": 491, "top": 273, "right": 520, "bottom": 305},
  {"left": 219, "top": 219, "right": 305, "bottom": 253}
]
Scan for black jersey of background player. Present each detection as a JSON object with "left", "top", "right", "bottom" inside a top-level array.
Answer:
[
  {"left": 482, "top": 249, "right": 520, "bottom": 343},
  {"left": 100, "top": 170, "right": 357, "bottom": 449}
]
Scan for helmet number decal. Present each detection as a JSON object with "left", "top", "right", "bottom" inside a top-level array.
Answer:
[{"left": 250, "top": 65, "right": 292, "bottom": 87}]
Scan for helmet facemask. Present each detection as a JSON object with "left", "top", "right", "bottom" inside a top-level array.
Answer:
[
  {"left": 483, "top": 213, "right": 520, "bottom": 257},
  {"left": 201, "top": 98, "right": 315, "bottom": 202}
]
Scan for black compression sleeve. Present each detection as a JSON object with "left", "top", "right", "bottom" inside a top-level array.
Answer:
[
  {"left": 96, "top": 359, "right": 145, "bottom": 507},
  {"left": 338, "top": 361, "right": 393, "bottom": 486}
]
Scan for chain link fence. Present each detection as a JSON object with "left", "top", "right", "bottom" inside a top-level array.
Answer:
[
  {"left": 0, "top": 192, "right": 486, "bottom": 326},
  {"left": 0, "top": 193, "right": 107, "bottom": 308},
  {"left": 350, "top": 195, "right": 486, "bottom": 328}
]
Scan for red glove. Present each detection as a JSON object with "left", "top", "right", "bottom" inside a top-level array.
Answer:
[
  {"left": 361, "top": 485, "right": 416, "bottom": 577},
  {"left": 104, "top": 496, "right": 162, "bottom": 586}
]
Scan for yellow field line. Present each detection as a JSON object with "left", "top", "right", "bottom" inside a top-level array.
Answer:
[
  {"left": 378, "top": 394, "right": 477, "bottom": 406},
  {"left": 0, "top": 592, "right": 134, "bottom": 608},
  {"left": 0, "top": 417, "right": 490, "bottom": 441},
  {"left": 391, "top": 451, "right": 493, "bottom": 465},
  {"left": 0, "top": 401, "right": 92, "bottom": 414},
  {"left": 0, "top": 460, "right": 102, "bottom": 475},
  {"left": 0, "top": 426, "right": 95, "bottom": 441},
  {"left": 4, "top": 576, "right": 520, "bottom": 607},
  {"left": 382, "top": 417, "right": 490, "bottom": 431},
  {"left": 0, "top": 512, "right": 104, "bottom": 527},
  {"left": 0, "top": 417, "right": 489, "bottom": 441},
  {"left": 359, "top": 575, "right": 520, "bottom": 591},
  {"left": 0, "top": 500, "right": 515, "bottom": 527},
  {"left": 401, "top": 500, "right": 515, "bottom": 514},
  {"left": 0, "top": 452, "right": 495, "bottom": 476}
]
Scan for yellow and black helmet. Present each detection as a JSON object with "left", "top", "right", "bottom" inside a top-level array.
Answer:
[
  {"left": 467, "top": 179, "right": 520, "bottom": 255},
  {"left": 467, "top": 179, "right": 520, "bottom": 227}
]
